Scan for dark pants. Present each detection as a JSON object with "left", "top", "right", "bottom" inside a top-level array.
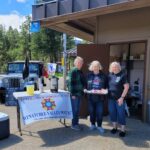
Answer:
[
  {"left": 71, "top": 96, "right": 81, "bottom": 126},
  {"left": 108, "top": 99, "right": 126, "bottom": 125},
  {"left": 88, "top": 96, "right": 104, "bottom": 127}
]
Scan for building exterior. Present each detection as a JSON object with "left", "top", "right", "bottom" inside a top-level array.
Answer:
[{"left": 32, "top": 0, "right": 150, "bottom": 122}]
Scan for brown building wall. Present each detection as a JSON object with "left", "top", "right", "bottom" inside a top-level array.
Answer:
[
  {"left": 96, "top": 7, "right": 150, "bottom": 43},
  {"left": 95, "top": 7, "right": 150, "bottom": 121}
]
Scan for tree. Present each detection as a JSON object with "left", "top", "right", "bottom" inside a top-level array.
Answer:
[
  {"left": 0, "top": 15, "right": 76, "bottom": 72},
  {"left": 31, "top": 28, "right": 62, "bottom": 62},
  {"left": 19, "top": 16, "right": 31, "bottom": 59},
  {"left": 0, "top": 25, "right": 10, "bottom": 72},
  {"left": 6, "top": 27, "right": 19, "bottom": 50},
  {"left": 67, "top": 35, "right": 75, "bottom": 50},
  {"left": 6, "top": 27, "right": 20, "bottom": 61}
]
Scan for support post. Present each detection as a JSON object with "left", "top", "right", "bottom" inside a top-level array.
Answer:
[
  {"left": 63, "top": 33, "right": 67, "bottom": 90},
  {"left": 62, "top": 33, "right": 68, "bottom": 126}
]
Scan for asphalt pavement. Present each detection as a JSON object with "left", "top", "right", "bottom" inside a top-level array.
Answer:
[{"left": 0, "top": 104, "right": 150, "bottom": 150}]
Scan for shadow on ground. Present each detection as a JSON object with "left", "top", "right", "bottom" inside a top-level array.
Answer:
[
  {"left": 38, "top": 124, "right": 98, "bottom": 148},
  {"left": 0, "top": 134, "right": 22, "bottom": 149},
  {"left": 103, "top": 118, "right": 150, "bottom": 149}
]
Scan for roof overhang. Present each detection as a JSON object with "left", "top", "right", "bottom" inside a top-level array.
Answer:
[{"left": 37, "top": 0, "right": 150, "bottom": 41}]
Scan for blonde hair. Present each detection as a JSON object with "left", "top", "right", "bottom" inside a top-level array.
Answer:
[
  {"left": 89, "top": 60, "right": 103, "bottom": 71},
  {"left": 74, "top": 56, "right": 83, "bottom": 66},
  {"left": 109, "top": 61, "right": 121, "bottom": 73}
]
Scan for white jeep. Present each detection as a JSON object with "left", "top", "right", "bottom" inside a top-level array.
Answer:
[{"left": 0, "top": 61, "right": 45, "bottom": 106}]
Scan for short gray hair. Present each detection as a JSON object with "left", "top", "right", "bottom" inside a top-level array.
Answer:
[
  {"left": 74, "top": 56, "right": 83, "bottom": 66},
  {"left": 109, "top": 61, "right": 121, "bottom": 73},
  {"left": 89, "top": 60, "right": 103, "bottom": 71}
]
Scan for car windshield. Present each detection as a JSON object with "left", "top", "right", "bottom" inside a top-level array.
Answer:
[{"left": 8, "top": 63, "right": 40, "bottom": 74}]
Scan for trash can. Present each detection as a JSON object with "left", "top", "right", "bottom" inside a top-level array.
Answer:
[{"left": 0, "top": 112, "right": 10, "bottom": 140}]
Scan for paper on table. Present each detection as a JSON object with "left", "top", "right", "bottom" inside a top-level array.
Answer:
[
  {"left": 84, "top": 89, "right": 108, "bottom": 95},
  {"left": 100, "top": 89, "right": 108, "bottom": 94}
]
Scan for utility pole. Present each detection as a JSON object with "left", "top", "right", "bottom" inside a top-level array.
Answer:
[
  {"left": 63, "top": 33, "right": 67, "bottom": 90},
  {"left": 27, "top": 16, "right": 31, "bottom": 60}
]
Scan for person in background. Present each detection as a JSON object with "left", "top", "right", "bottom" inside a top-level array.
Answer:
[
  {"left": 41, "top": 65, "right": 48, "bottom": 86},
  {"left": 108, "top": 62, "right": 129, "bottom": 137},
  {"left": 86, "top": 61, "right": 108, "bottom": 134},
  {"left": 43, "top": 66, "right": 49, "bottom": 79},
  {"left": 68, "top": 56, "right": 86, "bottom": 131}
]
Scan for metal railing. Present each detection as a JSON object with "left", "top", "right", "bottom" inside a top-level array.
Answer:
[
  {"left": 34, "top": 0, "right": 56, "bottom": 4},
  {"left": 32, "top": 0, "right": 136, "bottom": 21},
  {"left": 34, "top": 0, "right": 135, "bottom": 5}
]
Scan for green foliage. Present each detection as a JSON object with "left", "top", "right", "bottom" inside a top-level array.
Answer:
[
  {"left": 67, "top": 35, "right": 75, "bottom": 50},
  {"left": 0, "top": 25, "right": 10, "bottom": 72},
  {"left": 0, "top": 15, "right": 76, "bottom": 73}
]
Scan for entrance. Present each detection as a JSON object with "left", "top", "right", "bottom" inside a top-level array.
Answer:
[
  {"left": 109, "top": 41, "right": 146, "bottom": 120},
  {"left": 77, "top": 44, "right": 110, "bottom": 118}
]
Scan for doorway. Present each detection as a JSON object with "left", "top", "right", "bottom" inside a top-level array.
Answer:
[
  {"left": 77, "top": 44, "right": 110, "bottom": 117},
  {"left": 109, "top": 41, "right": 146, "bottom": 120}
]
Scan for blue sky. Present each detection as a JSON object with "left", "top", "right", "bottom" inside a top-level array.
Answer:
[
  {"left": 0, "top": 0, "right": 82, "bottom": 40},
  {"left": 0, "top": 0, "right": 34, "bottom": 30},
  {"left": 0, "top": 0, "right": 34, "bottom": 15}
]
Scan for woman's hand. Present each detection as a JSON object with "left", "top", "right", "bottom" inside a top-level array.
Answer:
[
  {"left": 100, "top": 89, "right": 108, "bottom": 94},
  {"left": 117, "top": 97, "right": 124, "bottom": 106},
  {"left": 83, "top": 89, "right": 88, "bottom": 93}
]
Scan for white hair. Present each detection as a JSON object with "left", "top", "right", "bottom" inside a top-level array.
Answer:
[
  {"left": 109, "top": 61, "right": 121, "bottom": 73},
  {"left": 89, "top": 60, "right": 103, "bottom": 71},
  {"left": 74, "top": 56, "right": 83, "bottom": 66}
]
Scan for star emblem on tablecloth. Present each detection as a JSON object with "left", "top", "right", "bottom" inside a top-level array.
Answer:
[{"left": 41, "top": 98, "right": 56, "bottom": 110}]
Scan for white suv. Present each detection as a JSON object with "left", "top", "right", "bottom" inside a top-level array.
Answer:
[{"left": 0, "top": 61, "right": 45, "bottom": 106}]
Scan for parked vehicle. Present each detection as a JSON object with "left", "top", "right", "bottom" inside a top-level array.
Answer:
[{"left": 0, "top": 61, "right": 45, "bottom": 106}]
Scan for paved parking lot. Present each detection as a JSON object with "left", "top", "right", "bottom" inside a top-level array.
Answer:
[{"left": 0, "top": 104, "right": 150, "bottom": 150}]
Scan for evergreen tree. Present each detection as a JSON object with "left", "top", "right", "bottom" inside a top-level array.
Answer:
[
  {"left": 19, "top": 16, "right": 31, "bottom": 59},
  {"left": 0, "top": 25, "right": 10, "bottom": 72},
  {"left": 0, "top": 15, "right": 76, "bottom": 72}
]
